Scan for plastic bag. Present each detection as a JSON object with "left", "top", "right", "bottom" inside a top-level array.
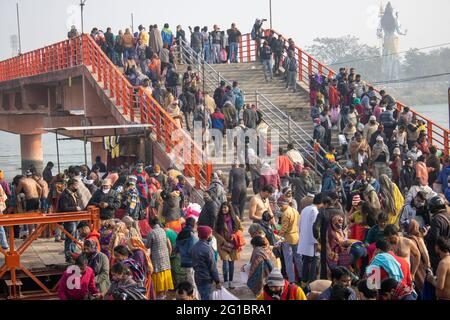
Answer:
[
  {"left": 213, "top": 287, "right": 239, "bottom": 301},
  {"left": 220, "top": 49, "right": 228, "bottom": 63}
]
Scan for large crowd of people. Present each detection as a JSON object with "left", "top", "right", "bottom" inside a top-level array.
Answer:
[{"left": 1, "top": 18, "right": 450, "bottom": 302}]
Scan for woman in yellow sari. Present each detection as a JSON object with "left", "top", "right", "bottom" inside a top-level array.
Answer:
[{"left": 379, "top": 174, "right": 404, "bottom": 225}]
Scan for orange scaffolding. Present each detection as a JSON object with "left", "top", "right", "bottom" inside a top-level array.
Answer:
[{"left": 0, "top": 207, "right": 100, "bottom": 300}]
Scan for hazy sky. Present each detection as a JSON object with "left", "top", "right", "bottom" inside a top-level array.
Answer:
[{"left": 1, "top": 0, "right": 450, "bottom": 61}]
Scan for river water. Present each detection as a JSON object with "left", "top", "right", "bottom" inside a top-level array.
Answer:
[{"left": 0, "top": 104, "right": 448, "bottom": 181}]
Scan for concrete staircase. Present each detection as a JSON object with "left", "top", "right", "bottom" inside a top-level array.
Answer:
[
  {"left": 209, "top": 62, "right": 340, "bottom": 149},
  {"left": 212, "top": 62, "right": 312, "bottom": 130}
]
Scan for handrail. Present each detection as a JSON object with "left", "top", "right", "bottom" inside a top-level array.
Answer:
[
  {"left": 0, "top": 207, "right": 100, "bottom": 300},
  {"left": 0, "top": 37, "right": 83, "bottom": 82},
  {"left": 82, "top": 35, "right": 212, "bottom": 189},
  {"left": 0, "top": 35, "right": 212, "bottom": 190},
  {"left": 177, "top": 37, "right": 333, "bottom": 176},
  {"left": 267, "top": 29, "right": 449, "bottom": 155}
]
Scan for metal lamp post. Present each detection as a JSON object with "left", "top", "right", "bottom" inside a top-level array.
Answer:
[
  {"left": 80, "top": 0, "right": 88, "bottom": 165},
  {"left": 80, "top": 0, "right": 87, "bottom": 34},
  {"left": 269, "top": 0, "right": 273, "bottom": 29}
]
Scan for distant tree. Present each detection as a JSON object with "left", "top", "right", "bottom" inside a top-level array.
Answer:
[
  {"left": 306, "top": 35, "right": 382, "bottom": 82},
  {"left": 403, "top": 47, "right": 450, "bottom": 82}
]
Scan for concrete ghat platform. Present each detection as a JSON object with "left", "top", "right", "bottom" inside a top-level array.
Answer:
[{"left": 0, "top": 223, "right": 257, "bottom": 300}]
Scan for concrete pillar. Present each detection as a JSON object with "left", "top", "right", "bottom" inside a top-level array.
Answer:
[
  {"left": 91, "top": 142, "right": 108, "bottom": 168},
  {"left": 138, "top": 137, "right": 147, "bottom": 163},
  {"left": 20, "top": 134, "right": 43, "bottom": 174}
]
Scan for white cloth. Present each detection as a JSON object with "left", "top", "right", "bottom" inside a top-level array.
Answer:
[
  {"left": 358, "top": 153, "right": 368, "bottom": 167},
  {"left": 297, "top": 204, "right": 319, "bottom": 257},
  {"left": 287, "top": 149, "right": 304, "bottom": 166}
]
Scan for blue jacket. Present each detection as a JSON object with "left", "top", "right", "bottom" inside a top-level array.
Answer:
[
  {"left": 192, "top": 240, "right": 220, "bottom": 284},
  {"left": 175, "top": 226, "right": 198, "bottom": 268},
  {"left": 211, "top": 117, "right": 225, "bottom": 131},
  {"left": 161, "top": 29, "right": 173, "bottom": 46},
  {"left": 232, "top": 88, "right": 244, "bottom": 109},
  {"left": 437, "top": 166, "right": 450, "bottom": 192},
  {"left": 322, "top": 173, "right": 337, "bottom": 193}
]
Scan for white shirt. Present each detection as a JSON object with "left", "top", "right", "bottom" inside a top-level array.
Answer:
[{"left": 297, "top": 204, "right": 319, "bottom": 257}]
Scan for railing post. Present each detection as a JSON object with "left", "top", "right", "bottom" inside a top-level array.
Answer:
[
  {"left": 445, "top": 134, "right": 449, "bottom": 157},
  {"left": 255, "top": 90, "right": 259, "bottom": 109},
  {"left": 246, "top": 36, "right": 251, "bottom": 63},
  {"left": 427, "top": 121, "right": 433, "bottom": 146},
  {"left": 288, "top": 116, "right": 291, "bottom": 144},
  {"left": 308, "top": 56, "right": 313, "bottom": 76},
  {"left": 239, "top": 36, "right": 244, "bottom": 63},
  {"left": 130, "top": 87, "right": 135, "bottom": 122},
  {"left": 314, "top": 142, "right": 319, "bottom": 176},
  {"left": 298, "top": 49, "right": 303, "bottom": 83},
  {"left": 206, "top": 162, "right": 213, "bottom": 187}
]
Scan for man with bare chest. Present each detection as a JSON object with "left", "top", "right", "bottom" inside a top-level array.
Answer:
[
  {"left": 384, "top": 224, "right": 420, "bottom": 277},
  {"left": 249, "top": 185, "right": 274, "bottom": 224},
  {"left": 15, "top": 172, "right": 43, "bottom": 238},
  {"left": 15, "top": 173, "right": 42, "bottom": 212},
  {"left": 426, "top": 237, "right": 450, "bottom": 300}
]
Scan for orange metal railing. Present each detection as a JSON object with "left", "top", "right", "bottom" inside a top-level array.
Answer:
[
  {"left": 0, "top": 35, "right": 212, "bottom": 189},
  {"left": 0, "top": 37, "right": 83, "bottom": 82},
  {"left": 238, "top": 31, "right": 450, "bottom": 155},
  {"left": 0, "top": 207, "right": 100, "bottom": 299}
]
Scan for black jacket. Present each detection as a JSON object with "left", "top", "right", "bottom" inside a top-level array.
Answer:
[
  {"left": 88, "top": 189, "right": 120, "bottom": 220},
  {"left": 42, "top": 167, "right": 53, "bottom": 184},
  {"left": 179, "top": 91, "right": 196, "bottom": 113},
  {"left": 425, "top": 212, "right": 450, "bottom": 272},
  {"left": 260, "top": 45, "right": 273, "bottom": 60},
  {"left": 400, "top": 167, "right": 416, "bottom": 191},
  {"left": 313, "top": 206, "right": 343, "bottom": 245},
  {"left": 228, "top": 168, "right": 250, "bottom": 191},
  {"left": 198, "top": 200, "right": 219, "bottom": 229},
  {"left": 57, "top": 189, "right": 79, "bottom": 213}
]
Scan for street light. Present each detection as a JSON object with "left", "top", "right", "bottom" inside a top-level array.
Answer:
[
  {"left": 16, "top": 3, "right": 22, "bottom": 55},
  {"left": 80, "top": 0, "right": 87, "bottom": 34},
  {"left": 80, "top": 0, "right": 88, "bottom": 165},
  {"left": 269, "top": 0, "right": 273, "bottom": 29}
]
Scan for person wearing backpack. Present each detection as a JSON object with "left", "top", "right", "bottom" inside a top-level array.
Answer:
[
  {"left": 261, "top": 41, "right": 273, "bottom": 82},
  {"left": 114, "top": 30, "right": 124, "bottom": 67},
  {"left": 251, "top": 18, "right": 266, "bottom": 61},
  {"left": 179, "top": 88, "right": 196, "bottom": 132},
  {"left": 213, "top": 81, "right": 227, "bottom": 109},
  {"left": 284, "top": 51, "right": 298, "bottom": 93},
  {"left": 193, "top": 103, "right": 209, "bottom": 130},
  {"left": 165, "top": 65, "right": 180, "bottom": 96},
  {"left": 232, "top": 81, "right": 245, "bottom": 122}
]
